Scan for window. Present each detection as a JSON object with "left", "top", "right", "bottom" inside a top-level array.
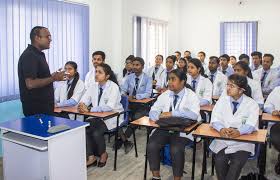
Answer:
[
  {"left": 133, "top": 16, "right": 168, "bottom": 69},
  {"left": 0, "top": 0, "right": 89, "bottom": 102},
  {"left": 220, "top": 21, "right": 258, "bottom": 57}
]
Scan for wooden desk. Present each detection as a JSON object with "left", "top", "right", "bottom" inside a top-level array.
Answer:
[
  {"left": 262, "top": 113, "right": 280, "bottom": 123},
  {"left": 129, "top": 98, "right": 155, "bottom": 104},
  {"left": 193, "top": 123, "right": 267, "bottom": 143},
  {"left": 131, "top": 116, "right": 201, "bottom": 180},
  {"left": 54, "top": 106, "right": 119, "bottom": 119},
  {"left": 193, "top": 123, "right": 267, "bottom": 180}
]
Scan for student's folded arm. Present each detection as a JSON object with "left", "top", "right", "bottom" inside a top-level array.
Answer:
[
  {"left": 57, "top": 99, "right": 78, "bottom": 107},
  {"left": 149, "top": 111, "right": 161, "bottom": 121},
  {"left": 172, "top": 110, "right": 198, "bottom": 120},
  {"left": 212, "top": 122, "right": 225, "bottom": 132},
  {"left": 79, "top": 90, "right": 92, "bottom": 106},
  {"left": 149, "top": 96, "right": 165, "bottom": 121},
  {"left": 264, "top": 104, "right": 274, "bottom": 114},
  {"left": 238, "top": 124, "right": 256, "bottom": 135},
  {"left": 199, "top": 99, "right": 210, "bottom": 106},
  {"left": 90, "top": 106, "right": 113, "bottom": 112}
]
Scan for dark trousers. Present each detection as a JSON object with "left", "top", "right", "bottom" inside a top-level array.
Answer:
[
  {"left": 271, "top": 123, "right": 280, "bottom": 152},
  {"left": 147, "top": 129, "right": 191, "bottom": 177},
  {"left": 86, "top": 118, "right": 108, "bottom": 157},
  {"left": 215, "top": 148, "right": 250, "bottom": 180},
  {"left": 125, "top": 103, "right": 149, "bottom": 138},
  {"left": 22, "top": 102, "right": 54, "bottom": 117}
]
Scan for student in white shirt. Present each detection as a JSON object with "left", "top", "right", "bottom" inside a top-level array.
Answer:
[
  {"left": 184, "top": 50, "right": 192, "bottom": 59},
  {"left": 146, "top": 54, "right": 165, "bottom": 88},
  {"left": 250, "top": 51, "right": 262, "bottom": 71},
  {"left": 210, "top": 74, "right": 259, "bottom": 180},
  {"left": 264, "top": 86, "right": 280, "bottom": 174},
  {"left": 78, "top": 63, "right": 123, "bottom": 168},
  {"left": 197, "top": 51, "right": 208, "bottom": 74},
  {"left": 84, "top": 51, "right": 105, "bottom": 89},
  {"left": 147, "top": 69, "right": 201, "bottom": 180},
  {"left": 218, "top": 54, "right": 234, "bottom": 77},
  {"left": 54, "top": 61, "right": 85, "bottom": 119},
  {"left": 156, "top": 55, "right": 176, "bottom": 93},
  {"left": 118, "top": 55, "right": 134, "bottom": 86},
  {"left": 177, "top": 57, "right": 188, "bottom": 74},
  {"left": 239, "top": 54, "right": 250, "bottom": 66},
  {"left": 55, "top": 61, "right": 85, "bottom": 108},
  {"left": 187, "top": 58, "right": 213, "bottom": 106},
  {"left": 233, "top": 61, "right": 264, "bottom": 108},
  {"left": 253, "top": 53, "right": 279, "bottom": 97},
  {"left": 229, "top": 56, "right": 237, "bottom": 67},
  {"left": 207, "top": 56, "right": 227, "bottom": 96},
  {"left": 174, "top": 51, "right": 181, "bottom": 67}
]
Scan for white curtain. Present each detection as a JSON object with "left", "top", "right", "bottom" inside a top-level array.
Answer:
[{"left": 0, "top": 0, "right": 89, "bottom": 102}]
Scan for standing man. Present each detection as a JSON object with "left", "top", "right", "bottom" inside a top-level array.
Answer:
[{"left": 18, "top": 26, "right": 65, "bottom": 116}]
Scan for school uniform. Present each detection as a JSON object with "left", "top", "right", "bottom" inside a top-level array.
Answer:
[
  {"left": 117, "top": 70, "right": 133, "bottom": 86},
  {"left": 84, "top": 67, "right": 96, "bottom": 90},
  {"left": 210, "top": 95, "right": 259, "bottom": 180},
  {"left": 80, "top": 80, "right": 124, "bottom": 157},
  {"left": 247, "top": 77, "right": 264, "bottom": 107},
  {"left": 156, "top": 69, "right": 173, "bottom": 89},
  {"left": 218, "top": 66, "right": 234, "bottom": 77},
  {"left": 121, "top": 72, "right": 153, "bottom": 138},
  {"left": 250, "top": 64, "right": 262, "bottom": 72},
  {"left": 207, "top": 71, "right": 227, "bottom": 96},
  {"left": 147, "top": 87, "right": 201, "bottom": 177},
  {"left": 253, "top": 68, "right": 279, "bottom": 96},
  {"left": 187, "top": 74, "right": 213, "bottom": 105},
  {"left": 146, "top": 65, "right": 164, "bottom": 83},
  {"left": 265, "top": 87, "right": 280, "bottom": 152},
  {"left": 202, "top": 61, "right": 209, "bottom": 74}
]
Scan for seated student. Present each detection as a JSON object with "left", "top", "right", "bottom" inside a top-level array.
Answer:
[
  {"left": 147, "top": 69, "right": 201, "bottom": 180},
  {"left": 187, "top": 58, "right": 213, "bottom": 106},
  {"left": 253, "top": 53, "right": 278, "bottom": 97},
  {"left": 210, "top": 74, "right": 259, "bottom": 180},
  {"left": 239, "top": 54, "right": 250, "bottom": 65},
  {"left": 229, "top": 56, "right": 237, "bottom": 67},
  {"left": 146, "top": 55, "right": 165, "bottom": 88},
  {"left": 84, "top": 51, "right": 105, "bottom": 89},
  {"left": 264, "top": 86, "right": 280, "bottom": 174},
  {"left": 156, "top": 55, "right": 176, "bottom": 93},
  {"left": 119, "top": 57, "right": 153, "bottom": 153},
  {"left": 118, "top": 55, "right": 134, "bottom": 86},
  {"left": 55, "top": 61, "right": 85, "bottom": 108},
  {"left": 233, "top": 61, "right": 264, "bottom": 108},
  {"left": 184, "top": 50, "right": 192, "bottom": 59},
  {"left": 197, "top": 51, "right": 209, "bottom": 74},
  {"left": 218, "top": 54, "right": 234, "bottom": 77},
  {"left": 177, "top": 57, "right": 188, "bottom": 74},
  {"left": 250, "top": 51, "right": 262, "bottom": 71},
  {"left": 207, "top": 56, "right": 227, "bottom": 96},
  {"left": 78, "top": 63, "right": 124, "bottom": 168}
]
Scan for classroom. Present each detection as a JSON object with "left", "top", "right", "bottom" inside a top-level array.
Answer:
[{"left": 0, "top": 0, "right": 280, "bottom": 180}]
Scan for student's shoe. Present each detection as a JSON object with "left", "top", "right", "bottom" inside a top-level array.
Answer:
[
  {"left": 124, "top": 141, "right": 134, "bottom": 154},
  {"left": 87, "top": 160, "right": 97, "bottom": 168},
  {"left": 113, "top": 139, "right": 123, "bottom": 151},
  {"left": 151, "top": 177, "right": 161, "bottom": 180},
  {"left": 97, "top": 160, "right": 107, "bottom": 168}
]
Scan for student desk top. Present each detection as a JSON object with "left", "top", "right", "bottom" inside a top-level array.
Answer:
[
  {"left": 131, "top": 116, "right": 201, "bottom": 180},
  {"left": 128, "top": 98, "right": 155, "bottom": 104},
  {"left": 193, "top": 123, "right": 267, "bottom": 180},
  {"left": 200, "top": 104, "right": 215, "bottom": 113},
  {"left": 0, "top": 114, "right": 89, "bottom": 141},
  {"left": 261, "top": 113, "right": 280, "bottom": 123},
  {"left": 54, "top": 106, "right": 119, "bottom": 119}
]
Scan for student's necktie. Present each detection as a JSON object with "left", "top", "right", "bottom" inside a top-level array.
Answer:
[
  {"left": 232, "top": 101, "right": 239, "bottom": 114},
  {"left": 67, "top": 80, "right": 71, "bottom": 90},
  {"left": 132, "top": 77, "right": 139, "bottom": 96},
  {"left": 165, "top": 72, "right": 169, "bottom": 87},
  {"left": 222, "top": 70, "right": 226, "bottom": 75},
  {"left": 192, "top": 80, "right": 196, "bottom": 90},
  {"left": 169, "top": 94, "right": 179, "bottom": 112},
  {"left": 152, "top": 67, "right": 159, "bottom": 80},
  {"left": 210, "top": 74, "right": 214, "bottom": 83},
  {"left": 261, "top": 72, "right": 267, "bottom": 87},
  {"left": 98, "top": 87, "right": 103, "bottom": 106}
]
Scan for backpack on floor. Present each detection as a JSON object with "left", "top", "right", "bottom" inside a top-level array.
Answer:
[
  {"left": 239, "top": 173, "right": 268, "bottom": 180},
  {"left": 160, "top": 144, "right": 172, "bottom": 166}
]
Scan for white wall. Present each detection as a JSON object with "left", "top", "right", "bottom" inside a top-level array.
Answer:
[
  {"left": 67, "top": 0, "right": 181, "bottom": 74},
  {"left": 179, "top": 0, "right": 280, "bottom": 67}
]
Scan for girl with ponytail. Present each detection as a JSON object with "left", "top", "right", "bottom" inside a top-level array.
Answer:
[{"left": 78, "top": 63, "right": 124, "bottom": 168}]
